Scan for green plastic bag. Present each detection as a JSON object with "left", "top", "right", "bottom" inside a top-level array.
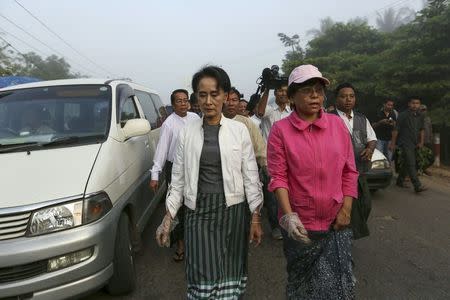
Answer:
[{"left": 394, "top": 146, "right": 434, "bottom": 173}]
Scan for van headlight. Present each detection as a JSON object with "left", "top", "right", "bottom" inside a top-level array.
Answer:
[
  {"left": 371, "top": 159, "right": 390, "bottom": 170},
  {"left": 27, "top": 192, "right": 112, "bottom": 236}
]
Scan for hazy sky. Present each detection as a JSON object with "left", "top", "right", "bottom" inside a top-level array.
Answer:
[{"left": 1, "top": 0, "right": 422, "bottom": 103}]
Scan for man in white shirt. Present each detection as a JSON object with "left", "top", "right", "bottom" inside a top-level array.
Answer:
[
  {"left": 150, "top": 90, "right": 200, "bottom": 187},
  {"left": 335, "top": 108, "right": 378, "bottom": 149},
  {"left": 333, "top": 82, "right": 377, "bottom": 240},
  {"left": 333, "top": 84, "right": 377, "bottom": 160},
  {"left": 253, "top": 84, "right": 290, "bottom": 240},
  {"left": 257, "top": 84, "right": 291, "bottom": 141},
  {"left": 247, "top": 101, "right": 262, "bottom": 131},
  {"left": 250, "top": 113, "right": 261, "bottom": 129},
  {"left": 149, "top": 89, "right": 199, "bottom": 261}
]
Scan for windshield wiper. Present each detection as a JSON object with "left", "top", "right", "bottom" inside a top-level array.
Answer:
[
  {"left": 0, "top": 142, "right": 39, "bottom": 153},
  {"left": 0, "top": 135, "right": 104, "bottom": 153},
  {"left": 40, "top": 135, "right": 105, "bottom": 147}
]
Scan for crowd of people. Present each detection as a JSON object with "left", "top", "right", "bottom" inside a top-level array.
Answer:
[
  {"left": 327, "top": 91, "right": 434, "bottom": 191},
  {"left": 150, "top": 64, "right": 433, "bottom": 299}
]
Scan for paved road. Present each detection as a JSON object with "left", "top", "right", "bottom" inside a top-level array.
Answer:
[{"left": 85, "top": 176, "right": 450, "bottom": 299}]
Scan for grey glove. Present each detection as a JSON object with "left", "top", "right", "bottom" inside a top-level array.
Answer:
[
  {"left": 155, "top": 213, "right": 178, "bottom": 247},
  {"left": 279, "top": 212, "right": 311, "bottom": 243}
]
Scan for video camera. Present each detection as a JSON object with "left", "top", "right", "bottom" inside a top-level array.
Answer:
[
  {"left": 247, "top": 65, "right": 288, "bottom": 113},
  {"left": 259, "top": 65, "right": 288, "bottom": 91}
]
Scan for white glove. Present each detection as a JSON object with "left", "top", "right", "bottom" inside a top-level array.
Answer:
[
  {"left": 279, "top": 212, "right": 311, "bottom": 243},
  {"left": 155, "top": 213, "right": 178, "bottom": 247}
]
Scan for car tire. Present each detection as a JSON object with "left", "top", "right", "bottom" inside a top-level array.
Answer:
[{"left": 105, "top": 213, "right": 136, "bottom": 295}]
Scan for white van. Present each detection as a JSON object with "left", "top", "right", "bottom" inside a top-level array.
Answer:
[{"left": 0, "top": 79, "right": 168, "bottom": 299}]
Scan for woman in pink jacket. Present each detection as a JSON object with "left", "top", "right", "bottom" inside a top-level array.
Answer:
[{"left": 267, "top": 64, "right": 359, "bottom": 299}]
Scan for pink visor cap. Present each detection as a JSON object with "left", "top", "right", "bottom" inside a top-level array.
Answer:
[{"left": 288, "top": 64, "right": 330, "bottom": 86}]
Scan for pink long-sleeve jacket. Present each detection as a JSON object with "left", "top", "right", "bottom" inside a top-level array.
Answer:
[{"left": 267, "top": 110, "right": 359, "bottom": 231}]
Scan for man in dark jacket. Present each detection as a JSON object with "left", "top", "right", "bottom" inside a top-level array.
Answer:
[{"left": 389, "top": 97, "right": 427, "bottom": 192}]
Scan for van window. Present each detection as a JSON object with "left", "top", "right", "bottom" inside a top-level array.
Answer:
[
  {"left": 135, "top": 90, "right": 159, "bottom": 129},
  {"left": 120, "top": 97, "right": 139, "bottom": 128},
  {"left": 150, "top": 93, "right": 167, "bottom": 127},
  {"left": 0, "top": 85, "right": 112, "bottom": 148},
  {"left": 64, "top": 102, "right": 109, "bottom": 133}
]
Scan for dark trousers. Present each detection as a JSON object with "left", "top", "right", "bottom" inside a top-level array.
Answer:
[
  {"left": 165, "top": 161, "right": 173, "bottom": 184},
  {"left": 397, "top": 146, "right": 422, "bottom": 190},
  {"left": 261, "top": 171, "right": 279, "bottom": 230},
  {"left": 351, "top": 175, "right": 371, "bottom": 240},
  {"left": 376, "top": 139, "right": 393, "bottom": 161}
]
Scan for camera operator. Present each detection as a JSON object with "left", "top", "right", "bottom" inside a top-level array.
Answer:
[
  {"left": 372, "top": 98, "right": 396, "bottom": 161},
  {"left": 244, "top": 66, "right": 290, "bottom": 240},
  {"left": 253, "top": 85, "right": 289, "bottom": 240},
  {"left": 257, "top": 83, "right": 291, "bottom": 141}
]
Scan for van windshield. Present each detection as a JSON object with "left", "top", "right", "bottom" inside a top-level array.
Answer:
[{"left": 0, "top": 85, "right": 112, "bottom": 151}]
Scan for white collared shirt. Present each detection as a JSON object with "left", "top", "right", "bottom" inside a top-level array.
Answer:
[
  {"left": 150, "top": 111, "right": 199, "bottom": 180},
  {"left": 249, "top": 114, "right": 262, "bottom": 129},
  {"left": 336, "top": 109, "right": 377, "bottom": 142},
  {"left": 261, "top": 105, "right": 291, "bottom": 141}
]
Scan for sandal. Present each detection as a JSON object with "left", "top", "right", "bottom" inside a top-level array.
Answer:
[{"left": 173, "top": 251, "right": 184, "bottom": 262}]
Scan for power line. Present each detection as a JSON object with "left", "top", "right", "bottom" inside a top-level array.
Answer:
[
  {"left": 381, "top": 0, "right": 414, "bottom": 13},
  {"left": 0, "top": 14, "right": 64, "bottom": 57},
  {"left": 0, "top": 35, "right": 47, "bottom": 74},
  {"left": 14, "top": 0, "right": 118, "bottom": 77},
  {"left": 0, "top": 25, "right": 50, "bottom": 57},
  {"left": 375, "top": 0, "right": 410, "bottom": 13},
  {"left": 0, "top": 13, "right": 101, "bottom": 76},
  {"left": 0, "top": 13, "right": 103, "bottom": 77},
  {"left": 367, "top": 0, "right": 414, "bottom": 19}
]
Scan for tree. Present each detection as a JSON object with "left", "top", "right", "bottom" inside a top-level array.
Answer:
[
  {"left": 278, "top": 33, "right": 305, "bottom": 75},
  {"left": 21, "top": 52, "right": 77, "bottom": 80},
  {"left": 279, "top": 0, "right": 450, "bottom": 124},
  {"left": 376, "top": 6, "right": 416, "bottom": 33},
  {"left": 348, "top": 17, "right": 368, "bottom": 26},
  {"left": 305, "top": 21, "right": 387, "bottom": 59},
  {"left": 0, "top": 41, "right": 23, "bottom": 76},
  {"left": 0, "top": 42, "right": 82, "bottom": 80},
  {"left": 388, "top": 0, "right": 450, "bottom": 124},
  {"left": 277, "top": 33, "right": 302, "bottom": 53},
  {"left": 306, "top": 17, "right": 335, "bottom": 38}
]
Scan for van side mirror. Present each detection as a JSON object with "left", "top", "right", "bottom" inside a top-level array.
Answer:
[{"left": 122, "top": 119, "right": 151, "bottom": 139}]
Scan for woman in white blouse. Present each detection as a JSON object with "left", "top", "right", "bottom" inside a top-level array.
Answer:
[{"left": 156, "top": 65, "right": 263, "bottom": 299}]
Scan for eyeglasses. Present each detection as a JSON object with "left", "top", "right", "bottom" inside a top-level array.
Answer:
[
  {"left": 175, "top": 99, "right": 189, "bottom": 105},
  {"left": 297, "top": 85, "right": 325, "bottom": 96}
]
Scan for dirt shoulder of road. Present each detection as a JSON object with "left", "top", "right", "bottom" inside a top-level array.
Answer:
[
  {"left": 429, "top": 165, "right": 450, "bottom": 178},
  {"left": 422, "top": 165, "right": 450, "bottom": 192}
]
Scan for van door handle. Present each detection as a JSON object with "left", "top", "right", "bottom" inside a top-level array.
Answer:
[{"left": 145, "top": 141, "right": 149, "bottom": 148}]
